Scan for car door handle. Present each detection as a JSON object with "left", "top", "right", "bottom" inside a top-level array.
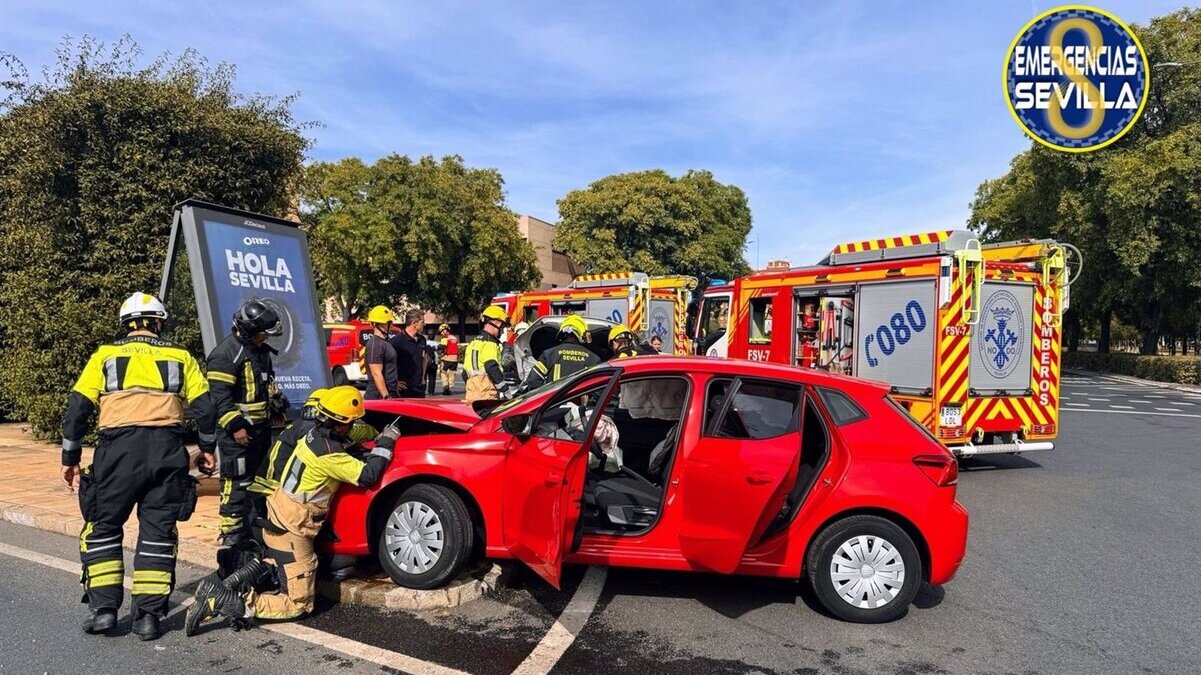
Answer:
[
  {"left": 747, "top": 470, "right": 773, "bottom": 485},
  {"left": 545, "top": 471, "right": 563, "bottom": 486}
]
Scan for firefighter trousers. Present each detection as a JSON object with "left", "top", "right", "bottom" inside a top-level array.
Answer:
[
  {"left": 439, "top": 362, "right": 458, "bottom": 391},
  {"left": 217, "top": 423, "right": 271, "bottom": 554},
  {"left": 251, "top": 527, "right": 318, "bottom": 620},
  {"left": 77, "top": 426, "right": 193, "bottom": 617}
]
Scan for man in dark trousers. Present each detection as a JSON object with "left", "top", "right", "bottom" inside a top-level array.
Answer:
[
  {"left": 206, "top": 298, "right": 284, "bottom": 578},
  {"left": 389, "top": 309, "right": 427, "bottom": 398},
  {"left": 62, "top": 293, "right": 216, "bottom": 640}
]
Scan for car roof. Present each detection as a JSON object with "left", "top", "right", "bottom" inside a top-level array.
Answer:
[{"left": 608, "top": 356, "right": 890, "bottom": 396}]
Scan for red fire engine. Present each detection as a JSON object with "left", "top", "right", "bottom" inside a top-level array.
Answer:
[{"left": 693, "top": 230, "right": 1078, "bottom": 457}]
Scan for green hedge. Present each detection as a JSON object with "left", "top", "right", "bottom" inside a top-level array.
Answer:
[{"left": 1064, "top": 352, "right": 1201, "bottom": 385}]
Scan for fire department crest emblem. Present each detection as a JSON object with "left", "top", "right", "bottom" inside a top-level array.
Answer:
[
  {"left": 978, "top": 290, "right": 1025, "bottom": 378},
  {"left": 650, "top": 308, "right": 670, "bottom": 341}
]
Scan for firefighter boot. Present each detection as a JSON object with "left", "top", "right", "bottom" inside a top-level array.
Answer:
[
  {"left": 131, "top": 611, "right": 160, "bottom": 641},
  {"left": 81, "top": 609, "right": 118, "bottom": 635},
  {"left": 221, "top": 557, "right": 272, "bottom": 594},
  {"left": 185, "top": 578, "right": 249, "bottom": 636}
]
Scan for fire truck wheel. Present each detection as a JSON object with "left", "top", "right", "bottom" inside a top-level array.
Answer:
[{"left": 806, "top": 515, "right": 922, "bottom": 623}]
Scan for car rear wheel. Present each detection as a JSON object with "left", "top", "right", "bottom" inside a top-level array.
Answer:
[
  {"left": 377, "top": 484, "right": 473, "bottom": 590},
  {"left": 806, "top": 515, "right": 922, "bottom": 623}
]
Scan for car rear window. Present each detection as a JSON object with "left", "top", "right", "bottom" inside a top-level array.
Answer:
[
  {"left": 816, "top": 387, "right": 869, "bottom": 426},
  {"left": 705, "top": 378, "right": 802, "bottom": 440}
]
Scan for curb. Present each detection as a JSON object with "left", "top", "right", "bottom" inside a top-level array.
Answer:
[
  {"left": 0, "top": 500, "right": 493, "bottom": 611},
  {"left": 1066, "top": 368, "right": 1201, "bottom": 394}
]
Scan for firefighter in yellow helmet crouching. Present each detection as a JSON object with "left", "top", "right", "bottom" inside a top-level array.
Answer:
[
  {"left": 462, "top": 305, "right": 511, "bottom": 402},
  {"left": 185, "top": 386, "right": 398, "bottom": 633},
  {"left": 63, "top": 293, "right": 216, "bottom": 641},
  {"left": 522, "top": 315, "right": 600, "bottom": 391}
]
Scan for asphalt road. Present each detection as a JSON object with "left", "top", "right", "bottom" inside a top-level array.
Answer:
[{"left": 2, "top": 371, "right": 1197, "bottom": 674}]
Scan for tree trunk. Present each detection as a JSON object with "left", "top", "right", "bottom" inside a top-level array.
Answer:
[
  {"left": 1169, "top": 337, "right": 1178, "bottom": 356},
  {"left": 1140, "top": 329, "right": 1159, "bottom": 355},
  {"left": 1065, "top": 308, "right": 1081, "bottom": 352},
  {"left": 456, "top": 307, "right": 468, "bottom": 341},
  {"left": 1098, "top": 307, "right": 1112, "bottom": 353}
]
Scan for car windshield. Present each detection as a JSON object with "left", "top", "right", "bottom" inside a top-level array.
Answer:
[{"left": 479, "top": 363, "right": 612, "bottom": 419}]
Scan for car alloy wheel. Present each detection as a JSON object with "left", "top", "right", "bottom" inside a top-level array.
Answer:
[
  {"left": 384, "top": 500, "right": 445, "bottom": 574},
  {"left": 829, "top": 534, "right": 905, "bottom": 609}
]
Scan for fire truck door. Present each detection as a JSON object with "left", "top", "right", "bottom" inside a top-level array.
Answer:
[
  {"left": 586, "top": 298, "right": 628, "bottom": 325},
  {"left": 854, "top": 280, "right": 937, "bottom": 393},
  {"left": 649, "top": 299, "right": 675, "bottom": 353},
  {"left": 969, "top": 282, "right": 1035, "bottom": 394}
]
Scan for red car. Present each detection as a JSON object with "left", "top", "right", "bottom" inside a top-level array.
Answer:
[{"left": 325, "top": 357, "right": 968, "bottom": 623}]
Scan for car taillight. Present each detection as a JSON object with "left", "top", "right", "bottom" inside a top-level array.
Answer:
[{"left": 913, "top": 454, "right": 958, "bottom": 487}]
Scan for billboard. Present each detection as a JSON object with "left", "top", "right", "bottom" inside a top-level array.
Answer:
[{"left": 175, "top": 201, "right": 330, "bottom": 407}]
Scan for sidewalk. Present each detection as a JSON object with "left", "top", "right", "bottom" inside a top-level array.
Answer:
[
  {"left": 0, "top": 423, "right": 220, "bottom": 568},
  {"left": 0, "top": 422, "right": 495, "bottom": 609},
  {"left": 1065, "top": 368, "right": 1201, "bottom": 394}
]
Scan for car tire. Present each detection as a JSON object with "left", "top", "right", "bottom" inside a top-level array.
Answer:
[
  {"left": 376, "top": 484, "right": 473, "bottom": 590},
  {"left": 806, "top": 515, "right": 922, "bottom": 623}
]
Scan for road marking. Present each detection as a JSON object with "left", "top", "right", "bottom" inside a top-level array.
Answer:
[
  {"left": 1173, "top": 401, "right": 1195, "bottom": 406},
  {"left": 1064, "top": 402, "right": 1089, "bottom": 407},
  {"left": 1129, "top": 400, "right": 1151, "bottom": 404},
  {"left": 1154, "top": 408, "right": 1182, "bottom": 412},
  {"left": 1063, "top": 408, "right": 1201, "bottom": 419},
  {"left": 513, "top": 566, "right": 608, "bottom": 675},
  {"left": 1087, "top": 398, "right": 1110, "bottom": 402},
  {"left": 0, "top": 541, "right": 465, "bottom": 675},
  {"left": 1146, "top": 396, "right": 1166, "bottom": 399},
  {"left": 1109, "top": 405, "right": 1133, "bottom": 409}
]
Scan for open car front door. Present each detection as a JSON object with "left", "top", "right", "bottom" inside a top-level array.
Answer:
[
  {"left": 677, "top": 377, "right": 803, "bottom": 573},
  {"left": 502, "top": 372, "right": 618, "bottom": 589}
]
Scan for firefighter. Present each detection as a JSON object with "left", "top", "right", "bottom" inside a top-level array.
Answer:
[
  {"left": 62, "top": 293, "right": 216, "bottom": 640},
  {"left": 185, "top": 386, "right": 397, "bottom": 633},
  {"left": 206, "top": 298, "right": 285, "bottom": 577},
  {"left": 247, "top": 388, "right": 375, "bottom": 535},
  {"left": 522, "top": 315, "right": 600, "bottom": 390},
  {"left": 437, "top": 323, "right": 460, "bottom": 396},
  {"left": 462, "top": 305, "right": 511, "bottom": 402},
  {"left": 364, "top": 305, "right": 400, "bottom": 400},
  {"left": 608, "top": 323, "right": 655, "bottom": 359}
]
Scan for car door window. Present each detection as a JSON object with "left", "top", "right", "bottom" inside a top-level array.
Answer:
[
  {"left": 534, "top": 377, "right": 612, "bottom": 442},
  {"left": 705, "top": 378, "right": 802, "bottom": 440}
]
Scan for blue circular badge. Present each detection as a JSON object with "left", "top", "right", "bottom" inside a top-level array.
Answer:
[{"left": 1004, "top": 5, "right": 1149, "bottom": 152}]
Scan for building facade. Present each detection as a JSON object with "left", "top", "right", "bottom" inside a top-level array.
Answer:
[{"left": 517, "top": 214, "right": 577, "bottom": 289}]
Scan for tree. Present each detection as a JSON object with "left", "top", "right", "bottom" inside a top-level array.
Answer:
[
  {"left": 0, "top": 37, "right": 308, "bottom": 436},
  {"left": 300, "top": 154, "right": 540, "bottom": 333},
  {"left": 554, "top": 169, "right": 752, "bottom": 283},
  {"left": 969, "top": 8, "right": 1201, "bottom": 355}
]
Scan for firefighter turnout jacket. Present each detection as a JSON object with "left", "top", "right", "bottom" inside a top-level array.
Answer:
[
  {"left": 250, "top": 418, "right": 376, "bottom": 499},
  {"left": 523, "top": 343, "right": 600, "bottom": 390},
  {"left": 205, "top": 333, "right": 277, "bottom": 433},
  {"left": 463, "top": 332, "right": 507, "bottom": 401},
  {"left": 63, "top": 335, "right": 216, "bottom": 461}
]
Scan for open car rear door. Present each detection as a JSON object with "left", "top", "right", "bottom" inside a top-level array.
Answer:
[
  {"left": 678, "top": 378, "right": 803, "bottom": 573},
  {"left": 502, "top": 373, "right": 618, "bottom": 588}
]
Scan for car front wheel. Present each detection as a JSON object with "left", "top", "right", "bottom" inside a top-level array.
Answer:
[
  {"left": 376, "top": 484, "right": 473, "bottom": 590},
  {"left": 806, "top": 515, "right": 923, "bottom": 623}
]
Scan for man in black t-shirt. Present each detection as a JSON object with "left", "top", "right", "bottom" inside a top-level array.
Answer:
[
  {"left": 389, "top": 309, "right": 427, "bottom": 398},
  {"left": 364, "top": 306, "right": 400, "bottom": 400}
]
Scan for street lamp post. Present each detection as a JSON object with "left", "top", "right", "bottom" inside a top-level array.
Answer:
[{"left": 746, "top": 238, "right": 760, "bottom": 270}]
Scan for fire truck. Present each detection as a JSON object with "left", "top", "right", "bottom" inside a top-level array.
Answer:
[
  {"left": 693, "top": 230, "right": 1079, "bottom": 457},
  {"left": 493, "top": 272, "right": 697, "bottom": 354}
]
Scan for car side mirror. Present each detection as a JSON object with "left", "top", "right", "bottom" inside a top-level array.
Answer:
[{"left": 501, "top": 414, "right": 533, "bottom": 438}]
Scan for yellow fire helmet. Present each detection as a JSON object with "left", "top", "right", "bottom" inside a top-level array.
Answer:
[
  {"left": 439, "top": 323, "right": 450, "bottom": 332},
  {"left": 480, "top": 305, "right": 511, "bottom": 325},
  {"left": 304, "top": 388, "right": 329, "bottom": 409},
  {"left": 608, "top": 324, "right": 635, "bottom": 343},
  {"left": 314, "top": 386, "right": 365, "bottom": 425},
  {"left": 366, "top": 305, "right": 394, "bottom": 324},
  {"left": 559, "top": 315, "right": 590, "bottom": 342}
]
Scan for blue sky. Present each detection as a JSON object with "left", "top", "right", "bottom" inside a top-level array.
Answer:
[{"left": 0, "top": 1, "right": 1183, "bottom": 267}]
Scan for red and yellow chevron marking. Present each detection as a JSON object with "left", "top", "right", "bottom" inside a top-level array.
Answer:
[
  {"left": 831, "top": 230, "right": 954, "bottom": 256},
  {"left": 674, "top": 294, "right": 689, "bottom": 354},
  {"left": 1027, "top": 282, "right": 1061, "bottom": 437},
  {"left": 934, "top": 267, "right": 971, "bottom": 441},
  {"left": 628, "top": 291, "right": 645, "bottom": 332},
  {"left": 574, "top": 271, "right": 634, "bottom": 283}
]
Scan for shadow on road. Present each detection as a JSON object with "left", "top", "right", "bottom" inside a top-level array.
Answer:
[{"left": 958, "top": 454, "right": 1043, "bottom": 472}]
